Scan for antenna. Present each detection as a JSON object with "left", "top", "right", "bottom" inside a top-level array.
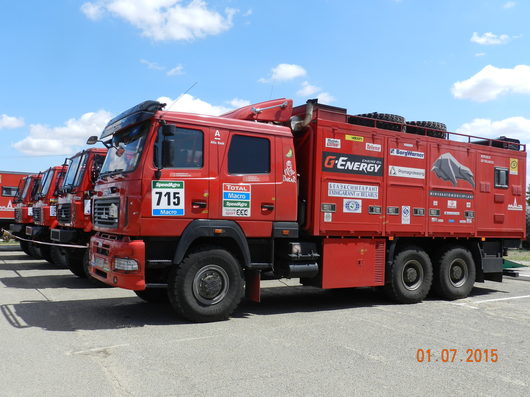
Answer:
[{"left": 166, "top": 82, "right": 198, "bottom": 110}]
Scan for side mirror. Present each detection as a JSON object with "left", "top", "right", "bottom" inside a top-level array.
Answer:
[
  {"left": 161, "top": 125, "right": 177, "bottom": 137},
  {"left": 162, "top": 138, "right": 178, "bottom": 168},
  {"left": 87, "top": 136, "right": 98, "bottom": 145}
]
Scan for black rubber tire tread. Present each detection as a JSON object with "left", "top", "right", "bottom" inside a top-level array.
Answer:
[
  {"left": 66, "top": 248, "right": 87, "bottom": 278},
  {"left": 28, "top": 242, "right": 43, "bottom": 259},
  {"left": 385, "top": 245, "right": 433, "bottom": 304},
  {"left": 348, "top": 112, "right": 405, "bottom": 132},
  {"left": 50, "top": 246, "right": 68, "bottom": 267},
  {"left": 39, "top": 245, "right": 54, "bottom": 264},
  {"left": 19, "top": 240, "right": 32, "bottom": 256},
  {"left": 168, "top": 246, "right": 244, "bottom": 322},
  {"left": 432, "top": 246, "right": 476, "bottom": 300},
  {"left": 406, "top": 121, "right": 447, "bottom": 139},
  {"left": 134, "top": 289, "right": 169, "bottom": 303}
]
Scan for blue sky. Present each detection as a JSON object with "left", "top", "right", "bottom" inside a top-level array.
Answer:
[{"left": 1, "top": 0, "right": 529, "bottom": 180}]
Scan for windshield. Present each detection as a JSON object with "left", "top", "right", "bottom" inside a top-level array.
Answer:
[
  {"left": 100, "top": 122, "right": 148, "bottom": 176},
  {"left": 38, "top": 169, "right": 54, "bottom": 198},
  {"left": 63, "top": 155, "right": 83, "bottom": 191},
  {"left": 15, "top": 178, "right": 30, "bottom": 202}
]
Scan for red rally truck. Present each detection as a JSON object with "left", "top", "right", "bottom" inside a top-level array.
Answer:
[
  {"left": 10, "top": 174, "right": 42, "bottom": 256},
  {"left": 25, "top": 165, "right": 67, "bottom": 264},
  {"left": 50, "top": 148, "right": 107, "bottom": 277},
  {"left": 0, "top": 171, "right": 32, "bottom": 229},
  {"left": 87, "top": 99, "right": 526, "bottom": 322}
]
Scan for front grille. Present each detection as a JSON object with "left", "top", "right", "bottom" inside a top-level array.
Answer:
[
  {"left": 58, "top": 203, "right": 72, "bottom": 224},
  {"left": 93, "top": 198, "right": 120, "bottom": 228},
  {"left": 14, "top": 208, "right": 22, "bottom": 222},
  {"left": 33, "top": 207, "right": 42, "bottom": 223}
]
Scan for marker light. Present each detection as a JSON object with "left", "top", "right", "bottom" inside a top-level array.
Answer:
[{"left": 114, "top": 258, "right": 139, "bottom": 271}]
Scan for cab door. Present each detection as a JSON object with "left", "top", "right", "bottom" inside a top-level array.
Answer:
[{"left": 215, "top": 131, "right": 276, "bottom": 237}]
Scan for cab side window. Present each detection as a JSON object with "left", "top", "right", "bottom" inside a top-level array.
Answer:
[
  {"left": 228, "top": 135, "right": 270, "bottom": 174},
  {"left": 157, "top": 127, "right": 204, "bottom": 169}
]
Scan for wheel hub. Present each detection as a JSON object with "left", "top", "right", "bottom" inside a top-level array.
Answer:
[
  {"left": 401, "top": 259, "right": 423, "bottom": 291},
  {"left": 193, "top": 265, "right": 229, "bottom": 306},
  {"left": 449, "top": 259, "right": 468, "bottom": 288}
]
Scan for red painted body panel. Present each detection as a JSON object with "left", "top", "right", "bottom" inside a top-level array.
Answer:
[{"left": 0, "top": 171, "right": 31, "bottom": 222}]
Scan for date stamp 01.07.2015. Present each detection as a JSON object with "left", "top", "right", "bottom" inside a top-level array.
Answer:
[{"left": 416, "top": 349, "right": 499, "bottom": 363}]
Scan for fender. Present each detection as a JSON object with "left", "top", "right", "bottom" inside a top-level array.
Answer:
[{"left": 173, "top": 219, "right": 251, "bottom": 267}]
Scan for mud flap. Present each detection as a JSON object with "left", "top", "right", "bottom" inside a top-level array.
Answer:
[{"left": 245, "top": 269, "right": 261, "bottom": 303}]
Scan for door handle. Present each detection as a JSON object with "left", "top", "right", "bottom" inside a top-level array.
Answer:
[
  {"left": 261, "top": 204, "right": 274, "bottom": 211},
  {"left": 192, "top": 200, "right": 207, "bottom": 209}
]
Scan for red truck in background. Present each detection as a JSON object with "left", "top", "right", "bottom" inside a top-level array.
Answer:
[
  {"left": 25, "top": 165, "right": 67, "bottom": 264},
  {"left": 10, "top": 174, "right": 42, "bottom": 256},
  {"left": 0, "top": 171, "right": 31, "bottom": 228},
  {"left": 50, "top": 148, "right": 107, "bottom": 278},
  {"left": 87, "top": 98, "right": 526, "bottom": 322}
]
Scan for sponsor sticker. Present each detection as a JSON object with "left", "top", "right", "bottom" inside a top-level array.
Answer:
[
  {"left": 283, "top": 160, "right": 296, "bottom": 183},
  {"left": 447, "top": 200, "right": 457, "bottom": 209},
  {"left": 389, "top": 148, "right": 425, "bottom": 159},
  {"left": 324, "top": 212, "right": 332, "bottom": 222},
  {"left": 325, "top": 138, "right": 341, "bottom": 149},
  {"left": 429, "top": 191, "right": 474, "bottom": 200},
  {"left": 510, "top": 158, "right": 518, "bottom": 175},
  {"left": 50, "top": 206, "right": 56, "bottom": 217},
  {"left": 152, "top": 181, "right": 185, "bottom": 216},
  {"left": 389, "top": 166, "right": 425, "bottom": 179},
  {"left": 328, "top": 183, "right": 379, "bottom": 199},
  {"left": 84, "top": 199, "right": 91, "bottom": 215},
  {"left": 28, "top": 207, "right": 33, "bottom": 216},
  {"left": 222, "top": 184, "right": 251, "bottom": 217},
  {"left": 366, "top": 143, "right": 381, "bottom": 152},
  {"left": 444, "top": 211, "right": 460, "bottom": 216},
  {"left": 343, "top": 199, "right": 362, "bottom": 213},
  {"left": 402, "top": 205, "right": 410, "bottom": 224},
  {"left": 508, "top": 198, "right": 523, "bottom": 211},
  {"left": 345, "top": 135, "right": 364, "bottom": 142},
  {"left": 322, "top": 152, "right": 383, "bottom": 176}
]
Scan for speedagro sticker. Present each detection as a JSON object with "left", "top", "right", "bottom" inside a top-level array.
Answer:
[
  {"left": 223, "top": 184, "right": 251, "bottom": 217},
  {"left": 152, "top": 181, "right": 185, "bottom": 216}
]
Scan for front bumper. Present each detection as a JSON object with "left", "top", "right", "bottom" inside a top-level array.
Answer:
[
  {"left": 25, "top": 225, "right": 48, "bottom": 238},
  {"left": 50, "top": 228, "right": 78, "bottom": 243},
  {"left": 89, "top": 233, "right": 146, "bottom": 290}
]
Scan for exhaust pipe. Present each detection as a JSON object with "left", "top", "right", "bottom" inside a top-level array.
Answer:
[{"left": 291, "top": 99, "right": 317, "bottom": 132}]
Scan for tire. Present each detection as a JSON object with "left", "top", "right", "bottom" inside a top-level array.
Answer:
[
  {"left": 66, "top": 248, "right": 87, "bottom": 278},
  {"left": 50, "top": 245, "right": 68, "bottom": 267},
  {"left": 134, "top": 289, "right": 169, "bottom": 303},
  {"left": 168, "top": 247, "right": 244, "bottom": 322},
  {"left": 348, "top": 112, "right": 405, "bottom": 132},
  {"left": 385, "top": 246, "right": 433, "bottom": 303},
  {"left": 19, "top": 240, "right": 32, "bottom": 256},
  {"left": 433, "top": 247, "right": 476, "bottom": 300},
  {"left": 406, "top": 121, "right": 447, "bottom": 139},
  {"left": 39, "top": 245, "right": 54, "bottom": 264},
  {"left": 28, "top": 242, "right": 43, "bottom": 259}
]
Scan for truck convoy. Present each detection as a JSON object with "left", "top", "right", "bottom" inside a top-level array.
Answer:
[
  {"left": 84, "top": 98, "right": 526, "bottom": 322},
  {"left": 50, "top": 148, "right": 107, "bottom": 278}
]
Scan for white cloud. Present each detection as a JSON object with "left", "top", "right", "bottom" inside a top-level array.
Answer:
[
  {"left": 82, "top": 0, "right": 237, "bottom": 41},
  {"left": 227, "top": 98, "right": 250, "bottom": 108},
  {"left": 503, "top": 1, "right": 516, "bottom": 8},
  {"left": 158, "top": 94, "right": 231, "bottom": 115},
  {"left": 297, "top": 81, "right": 320, "bottom": 97},
  {"left": 259, "top": 63, "right": 307, "bottom": 83},
  {"left": 475, "top": 52, "right": 486, "bottom": 57},
  {"left": 167, "top": 64, "right": 184, "bottom": 76},
  {"left": 456, "top": 116, "right": 530, "bottom": 178},
  {"left": 0, "top": 114, "right": 25, "bottom": 129},
  {"left": 470, "top": 32, "right": 511, "bottom": 45},
  {"left": 452, "top": 64, "right": 530, "bottom": 102},
  {"left": 13, "top": 110, "right": 112, "bottom": 156},
  {"left": 140, "top": 58, "right": 165, "bottom": 70},
  {"left": 317, "top": 92, "right": 335, "bottom": 103}
]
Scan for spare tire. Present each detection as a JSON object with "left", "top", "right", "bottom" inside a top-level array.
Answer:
[
  {"left": 407, "top": 121, "right": 447, "bottom": 139},
  {"left": 348, "top": 112, "right": 405, "bottom": 132}
]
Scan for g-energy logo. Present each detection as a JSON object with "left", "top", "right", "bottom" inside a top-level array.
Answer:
[{"left": 322, "top": 151, "right": 383, "bottom": 176}]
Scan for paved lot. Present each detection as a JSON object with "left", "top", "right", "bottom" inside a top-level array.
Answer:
[{"left": 0, "top": 245, "right": 529, "bottom": 397}]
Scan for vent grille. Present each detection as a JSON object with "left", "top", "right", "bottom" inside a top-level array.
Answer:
[
  {"left": 93, "top": 198, "right": 119, "bottom": 228},
  {"left": 374, "top": 241, "right": 385, "bottom": 285},
  {"left": 58, "top": 204, "right": 72, "bottom": 224},
  {"left": 14, "top": 208, "right": 22, "bottom": 222},
  {"left": 33, "top": 207, "right": 42, "bottom": 223}
]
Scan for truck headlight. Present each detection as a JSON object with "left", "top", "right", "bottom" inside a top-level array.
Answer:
[{"left": 114, "top": 257, "right": 138, "bottom": 271}]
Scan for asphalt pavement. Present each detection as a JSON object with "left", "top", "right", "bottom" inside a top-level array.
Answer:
[{"left": 0, "top": 245, "right": 529, "bottom": 397}]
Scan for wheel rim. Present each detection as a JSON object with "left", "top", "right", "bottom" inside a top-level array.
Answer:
[
  {"left": 401, "top": 259, "right": 424, "bottom": 291},
  {"left": 192, "top": 265, "right": 229, "bottom": 306},
  {"left": 449, "top": 258, "right": 468, "bottom": 288}
]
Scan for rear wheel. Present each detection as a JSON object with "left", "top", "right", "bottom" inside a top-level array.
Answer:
[
  {"left": 134, "top": 289, "right": 169, "bottom": 303},
  {"left": 168, "top": 247, "right": 244, "bottom": 322},
  {"left": 28, "top": 242, "right": 43, "bottom": 259},
  {"left": 433, "top": 247, "right": 475, "bottom": 300},
  {"left": 50, "top": 246, "right": 68, "bottom": 267},
  {"left": 385, "top": 246, "right": 433, "bottom": 303},
  {"left": 39, "top": 245, "right": 54, "bottom": 264},
  {"left": 19, "top": 240, "right": 32, "bottom": 256}
]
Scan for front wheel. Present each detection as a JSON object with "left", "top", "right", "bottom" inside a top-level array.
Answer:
[
  {"left": 433, "top": 247, "right": 475, "bottom": 300},
  {"left": 168, "top": 247, "right": 244, "bottom": 322},
  {"left": 19, "top": 240, "right": 32, "bottom": 256},
  {"left": 385, "top": 246, "right": 433, "bottom": 304}
]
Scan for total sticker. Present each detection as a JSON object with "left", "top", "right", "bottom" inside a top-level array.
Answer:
[
  {"left": 223, "top": 183, "right": 251, "bottom": 217},
  {"left": 152, "top": 181, "right": 185, "bottom": 216}
]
